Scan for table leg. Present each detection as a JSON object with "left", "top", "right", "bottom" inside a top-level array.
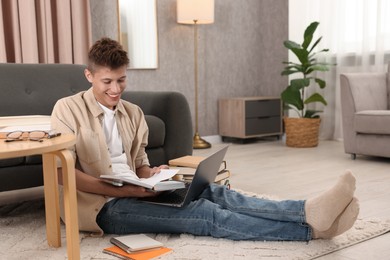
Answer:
[
  {"left": 54, "top": 149, "right": 80, "bottom": 260},
  {"left": 42, "top": 153, "right": 61, "bottom": 247}
]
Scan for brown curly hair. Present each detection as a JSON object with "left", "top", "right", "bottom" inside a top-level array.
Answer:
[{"left": 87, "top": 37, "right": 129, "bottom": 73}]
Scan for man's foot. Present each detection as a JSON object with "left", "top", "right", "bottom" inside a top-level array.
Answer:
[
  {"left": 312, "top": 197, "right": 360, "bottom": 239},
  {"left": 305, "top": 170, "right": 356, "bottom": 231}
]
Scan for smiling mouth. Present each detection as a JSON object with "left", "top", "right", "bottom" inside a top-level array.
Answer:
[{"left": 107, "top": 93, "right": 120, "bottom": 98}]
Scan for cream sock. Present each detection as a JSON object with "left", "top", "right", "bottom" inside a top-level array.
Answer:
[
  {"left": 312, "top": 197, "right": 360, "bottom": 239},
  {"left": 305, "top": 170, "right": 356, "bottom": 231}
]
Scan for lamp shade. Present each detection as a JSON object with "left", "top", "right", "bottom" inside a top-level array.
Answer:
[{"left": 177, "top": 0, "right": 214, "bottom": 24}]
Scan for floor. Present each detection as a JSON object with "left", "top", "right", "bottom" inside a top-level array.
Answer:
[
  {"left": 194, "top": 139, "right": 390, "bottom": 260},
  {"left": 0, "top": 139, "right": 389, "bottom": 259}
]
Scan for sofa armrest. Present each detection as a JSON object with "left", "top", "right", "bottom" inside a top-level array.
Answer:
[{"left": 121, "top": 91, "right": 193, "bottom": 165}]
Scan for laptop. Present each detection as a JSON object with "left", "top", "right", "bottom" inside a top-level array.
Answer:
[{"left": 139, "top": 145, "right": 229, "bottom": 207}]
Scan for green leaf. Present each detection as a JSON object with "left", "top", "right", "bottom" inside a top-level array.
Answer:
[
  {"left": 290, "top": 78, "right": 310, "bottom": 91},
  {"left": 309, "top": 64, "right": 330, "bottom": 72},
  {"left": 308, "top": 36, "right": 322, "bottom": 54},
  {"left": 281, "top": 87, "right": 303, "bottom": 110},
  {"left": 315, "top": 78, "right": 326, "bottom": 89},
  {"left": 302, "top": 22, "right": 319, "bottom": 49},
  {"left": 290, "top": 49, "right": 309, "bottom": 65},
  {"left": 284, "top": 40, "right": 301, "bottom": 50},
  {"left": 304, "top": 93, "right": 327, "bottom": 106},
  {"left": 304, "top": 109, "right": 322, "bottom": 118},
  {"left": 284, "top": 41, "right": 310, "bottom": 65},
  {"left": 281, "top": 70, "right": 299, "bottom": 76},
  {"left": 281, "top": 64, "right": 301, "bottom": 75}
]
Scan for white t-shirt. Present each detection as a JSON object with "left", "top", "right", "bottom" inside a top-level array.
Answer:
[{"left": 98, "top": 102, "right": 138, "bottom": 179}]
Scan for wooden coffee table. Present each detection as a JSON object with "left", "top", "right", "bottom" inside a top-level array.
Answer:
[{"left": 0, "top": 134, "right": 80, "bottom": 260}]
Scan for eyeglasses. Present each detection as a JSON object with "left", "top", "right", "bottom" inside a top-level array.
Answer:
[{"left": 5, "top": 130, "right": 61, "bottom": 142}]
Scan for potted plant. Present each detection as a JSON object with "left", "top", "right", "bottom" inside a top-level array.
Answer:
[{"left": 281, "top": 21, "right": 333, "bottom": 147}]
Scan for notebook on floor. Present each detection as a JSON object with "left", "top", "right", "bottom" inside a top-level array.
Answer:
[{"left": 139, "top": 145, "right": 229, "bottom": 207}]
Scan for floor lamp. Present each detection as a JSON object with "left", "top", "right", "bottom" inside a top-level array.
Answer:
[{"left": 177, "top": 0, "right": 214, "bottom": 149}]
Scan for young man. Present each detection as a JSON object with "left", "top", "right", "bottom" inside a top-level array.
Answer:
[{"left": 51, "top": 37, "right": 359, "bottom": 240}]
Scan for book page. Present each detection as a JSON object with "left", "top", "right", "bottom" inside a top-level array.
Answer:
[
  {"left": 138, "top": 169, "right": 179, "bottom": 187},
  {"left": 101, "top": 169, "right": 179, "bottom": 189}
]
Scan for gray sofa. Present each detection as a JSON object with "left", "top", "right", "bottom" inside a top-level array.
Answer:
[
  {"left": 0, "top": 63, "right": 193, "bottom": 193},
  {"left": 340, "top": 66, "right": 390, "bottom": 159}
]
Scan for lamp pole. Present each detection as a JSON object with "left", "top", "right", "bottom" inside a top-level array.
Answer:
[
  {"left": 192, "top": 19, "right": 211, "bottom": 149},
  {"left": 177, "top": 0, "right": 214, "bottom": 149}
]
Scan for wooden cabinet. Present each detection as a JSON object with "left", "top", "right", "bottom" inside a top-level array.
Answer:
[{"left": 218, "top": 97, "right": 283, "bottom": 140}]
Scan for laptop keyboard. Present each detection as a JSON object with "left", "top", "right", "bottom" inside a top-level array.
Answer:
[{"left": 156, "top": 183, "right": 190, "bottom": 204}]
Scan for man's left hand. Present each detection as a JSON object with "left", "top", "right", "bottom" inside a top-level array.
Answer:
[{"left": 136, "top": 164, "right": 169, "bottom": 178}]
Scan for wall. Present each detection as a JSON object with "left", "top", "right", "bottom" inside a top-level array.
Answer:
[{"left": 90, "top": 0, "right": 288, "bottom": 136}]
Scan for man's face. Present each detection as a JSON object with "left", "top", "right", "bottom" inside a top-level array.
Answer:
[{"left": 85, "top": 65, "right": 128, "bottom": 110}]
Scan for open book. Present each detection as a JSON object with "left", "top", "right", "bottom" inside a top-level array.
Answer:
[{"left": 100, "top": 169, "right": 185, "bottom": 191}]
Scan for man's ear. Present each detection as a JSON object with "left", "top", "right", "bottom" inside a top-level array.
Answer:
[{"left": 84, "top": 69, "right": 93, "bottom": 83}]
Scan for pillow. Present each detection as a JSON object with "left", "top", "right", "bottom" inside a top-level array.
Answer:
[{"left": 144, "top": 115, "right": 165, "bottom": 148}]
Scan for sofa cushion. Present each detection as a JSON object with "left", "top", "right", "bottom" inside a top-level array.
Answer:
[
  {"left": 144, "top": 115, "right": 165, "bottom": 148},
  {"left": 354, "top": 110, "right": 390, "bottom": 134},
  {"left": 25, "top": 155, "right": 43, "bottom": 165},
  {"left": 0, "top": 157, "right": 24, "bottom": 167},
  {"left": 0, "top": 165, "right": 44, "bottom": 191},
  {"left": 0, "top": 64, "right": 89, "bottom": 117},
  {"left": 0, "top": 154, "right": 46, "bottom": 168}
]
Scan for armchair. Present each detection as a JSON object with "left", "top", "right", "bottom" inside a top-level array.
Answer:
[{"left": 340, "top": 66, "right": 390, "bottom": 159}]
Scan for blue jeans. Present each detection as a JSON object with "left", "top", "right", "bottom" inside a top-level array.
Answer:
[{"left": 96, "top": 184, "right": 312, "bottom": 241}]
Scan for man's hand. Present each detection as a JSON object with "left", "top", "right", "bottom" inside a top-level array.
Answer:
[
  {"left": 65, "top": 168, "right": 162, "bottom": 198},
  {"left": 118, "top": 184, "right": 161, "bottom": 198},
  {"left": 150, "top": 164, "right": 169, "bottom": 175},
  {"left": 136, "top": 164, "right": 169, "bottom": 178}
]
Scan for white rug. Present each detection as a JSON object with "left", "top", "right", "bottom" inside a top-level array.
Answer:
[{"left": 1, "top": 199, "right": 389, "bottom": 260}]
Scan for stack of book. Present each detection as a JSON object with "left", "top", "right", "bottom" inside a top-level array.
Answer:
[
  {"left": 103, "top": 234, "right": 172, "bottom": 260},
  {"left": 169, "top": 155, "right": 231, "bottom": 188}
]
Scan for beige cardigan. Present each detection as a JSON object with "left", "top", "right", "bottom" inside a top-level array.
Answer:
[{"left": 51, "top": 87, "right": 150, "bottom": 235}]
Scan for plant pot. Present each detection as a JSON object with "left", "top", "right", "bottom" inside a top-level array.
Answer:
[{"left": 283, "top": 117, "right": 321, "bottom": 147}]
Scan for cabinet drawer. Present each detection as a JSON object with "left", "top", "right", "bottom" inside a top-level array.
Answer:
[
  {"left": 245, "top": 117, "right": 281, "bottom": 136},
  {"left": 245, "top": 100, "right": 281, "bottom": 118}
]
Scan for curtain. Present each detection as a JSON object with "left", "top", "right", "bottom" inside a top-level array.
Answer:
[
  {"left": 0, "top": 0, "right": 92, "bottom": 64},
  {"left": 289, "top": 0, "right": 390, "bottom": 140}
]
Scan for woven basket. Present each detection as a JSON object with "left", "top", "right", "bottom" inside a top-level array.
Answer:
[{"left": 283, "top": 117, "right": 321, "bottom": 148}]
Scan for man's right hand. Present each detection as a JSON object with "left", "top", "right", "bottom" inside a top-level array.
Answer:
[
  {"left": 59, "top": 168, "right": 161, "bottom": 198},
  {"left": 118, "top": 184, "right": 161, "bottom": 198}
]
